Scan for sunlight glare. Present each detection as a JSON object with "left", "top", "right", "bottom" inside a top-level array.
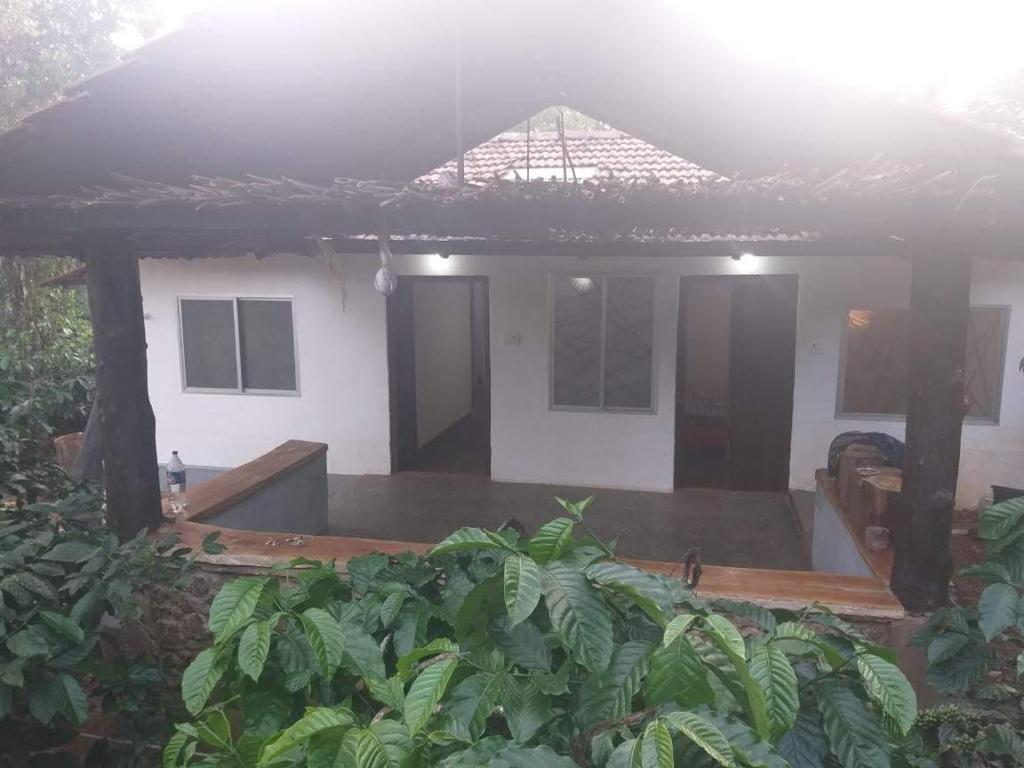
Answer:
[
  {"left": 127, "top": 0, "right": 1024, "bottom": 111},
  {"left": 681, "top": 0, "right": 1024, "bottom": 109}
]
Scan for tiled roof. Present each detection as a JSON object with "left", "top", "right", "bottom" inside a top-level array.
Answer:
[{"left": 420, "top": 130, "right": 720, "bottom": 185}]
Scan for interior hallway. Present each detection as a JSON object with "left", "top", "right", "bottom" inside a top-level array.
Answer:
[{"left": 405, "top": 415, "right": 489, "bottom": 475}]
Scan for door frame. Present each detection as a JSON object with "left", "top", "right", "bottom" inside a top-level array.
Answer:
[{"left": 385, "top": 274, "right": 491, "bottom": 474}]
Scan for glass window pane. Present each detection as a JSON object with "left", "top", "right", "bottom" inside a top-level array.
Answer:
[
  {"left": 238, "top": 299, "right": 297, "bottom": 391},
  {"left": 841, "top": 306, "right": 1008, "bottom": 420},
  {"left": 841, "top": 309, "right": 909, "bottom": 415},
  {"left": 552, "top": 276, "right": 602, "bottom": 407},
  {"left": 965, "top": 307, "right": 1008, "bottom": 420},
  {"left": 603, "top": 276, "right": 655, "bottom": 409},
  {"left": 180, "top": 299, "right": 239, "bottom": 389}
]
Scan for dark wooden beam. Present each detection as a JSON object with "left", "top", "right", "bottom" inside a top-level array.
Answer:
[
  {"left": 0, "top": 229, "right": 918, "bottom": 261},
  {"left": 0, "top": 185, "right": 989, "bottom": 244},
  {"left": 332, "top": 237, "right": 910, "bottom": 260},
  {"left": 84, "top": 237, "right": 163, "bottom": 539},
  {"left": 890, "top": 234, "right": 971, "bottom": 610}
]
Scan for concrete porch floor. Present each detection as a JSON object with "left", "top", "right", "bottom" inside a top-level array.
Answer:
[{"left": 327, "top": 473, "right": 810, "bottom": 570}]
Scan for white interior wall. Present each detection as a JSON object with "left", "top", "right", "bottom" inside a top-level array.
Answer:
[
  {"left": 140, "top": 251, "right": 1024, "bottom": 507},
  {"left": 413, "top": 281, "right": 472, "bottom": 446}
]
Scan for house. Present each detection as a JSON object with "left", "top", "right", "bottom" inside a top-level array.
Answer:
[
  {"left": 4, "top": 0, "right": 1024, "bottom": 610},
  {"left": 136, "top": 127, "right": 1024, "bottom": 505}
]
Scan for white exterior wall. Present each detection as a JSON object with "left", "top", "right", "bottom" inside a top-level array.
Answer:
[
  {"left": 140, "top": 251, "right": 1024, "bottom": 506},
  {"left": 140, "top": 253, "right": 391, "bottom": 475}
]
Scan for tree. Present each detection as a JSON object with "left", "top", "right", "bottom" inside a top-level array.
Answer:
[
  {"left": 1, "top": 0, "right": 156, "bottom": 131},
  {"left": 1, "top": 0, "right": 156, "bottom": 500}
]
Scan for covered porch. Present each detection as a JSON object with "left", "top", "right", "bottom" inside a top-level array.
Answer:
[
  {"left": 163, "top": 439, "right": 898, "bottom": 617},
  {"left": 7, "top": 169, "right": 1008, "bottom": 611}
]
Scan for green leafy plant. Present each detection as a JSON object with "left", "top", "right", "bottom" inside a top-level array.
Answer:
[
  {"left": 0, "top": 490, "right": 210, "bottom": 766},
  {"left": 167, "top": 499, "right": 922, "bottom": 767},
  {"left": 912, "top": 497, "right": 1024, "bottom": 766},
  {"left": 0, "top": 256, "right": 95, "bottom": 504}
]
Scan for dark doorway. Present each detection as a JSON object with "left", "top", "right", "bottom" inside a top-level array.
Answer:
[
  {"left": 674, "top": 274, "right": 798, "bottom": 492},
  {"left": 387, "top": 276, "right": 490, "bottom": 475}
]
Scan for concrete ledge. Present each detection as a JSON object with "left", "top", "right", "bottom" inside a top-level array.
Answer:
[
  {"left": 812, "top": 469, "right": 893, "bottom": 581},
  {"left": 169, "top": 440, "right": 328, "bottom": 535}
]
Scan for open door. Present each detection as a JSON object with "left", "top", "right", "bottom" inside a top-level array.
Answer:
[
  {"left": 387, "top": 276, "right": 490, "bottom": 475},
  {"left": 675, "top": 274, "right": 797, "bottom": 492}
]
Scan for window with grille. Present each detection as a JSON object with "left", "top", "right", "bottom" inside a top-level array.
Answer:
[
  {"left": 839, "top": 306, "right": 1008, "bottom": 421},
  {"left": 551, "top": 275, "right": 655, "bottom": 411},
  {"left": 178, "top": 297, "right": 297, "bottom": 393}
]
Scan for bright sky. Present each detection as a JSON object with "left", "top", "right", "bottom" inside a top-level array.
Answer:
[{"left": 131, "top": 0, "right": 1024, "bottom": 111}]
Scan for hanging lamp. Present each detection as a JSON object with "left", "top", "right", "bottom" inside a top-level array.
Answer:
[{"left": 374, "top": 235, "right": 398, "bottom": 297}]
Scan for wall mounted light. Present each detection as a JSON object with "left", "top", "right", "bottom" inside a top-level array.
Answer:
[
  {"left": 730, "top": 251, "right": 758, "bottom": 274},
  {"left": 425, "top": 251, "right": 455, "bottom": 274},
  {"left": 570, "top": 276, "right": 596, "bottom": 294}
]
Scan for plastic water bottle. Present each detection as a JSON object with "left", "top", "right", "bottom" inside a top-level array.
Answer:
[{"left": 166, "top": 451, "right": 187, "bottom": 517}]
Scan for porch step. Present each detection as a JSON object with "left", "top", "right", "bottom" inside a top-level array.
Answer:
[
  {"left": 164, "top": 523, "right": 903, "bottom": 619},
  {"left": 627, "top": 557, "right": 903, "bottom": 619}
]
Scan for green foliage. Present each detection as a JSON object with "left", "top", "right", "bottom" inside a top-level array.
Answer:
[
  {"left": 1, "top": 0, "right": 156, "bottom": 132},
  {"left": 3, "top": 0, "right": 160, "bottom": 504},
  {"left": 167, "top": 501, "right": 923, "bottom": 767},
  {"left": 503, "top": 553, "right": 542, "bottom": 627},
  {"left": 528, "top": 517, "right": 575, "bottom": 563},
  {"left": 749, "top": 645, "right": 799, "bottom": 738},
  {"left": 914, "top": 496, "right": 1024, "bottom": 765},
  {"left": 0, "top": 490, "right": 203, "bottom": 763},
  {"left": 0, "top": 256, "right": 95, "bottom": 504}
]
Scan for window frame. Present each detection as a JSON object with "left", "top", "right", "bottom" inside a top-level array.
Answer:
[
  {"left": 176, "top": 295, "right": 300, "bottom": 396},
  {"left": 835, "top": 303, "right": 1009, "bottom": 425},
  {"left": 547, "top": 273, "right": 658, "bottom": 415}
]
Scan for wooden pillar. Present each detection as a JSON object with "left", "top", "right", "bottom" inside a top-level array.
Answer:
[
  {"left": 84, "top": 238, "right": 163, "bottom": 539},
  {"left": 891, "top": 235, "right": 971, "bottom": 611}
]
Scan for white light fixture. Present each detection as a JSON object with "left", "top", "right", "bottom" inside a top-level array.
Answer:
[
  {"left": 374, "top": 237, "right": 398, "bottom": 297},
  {"left": 424, "top": 251, "right": 455, "bottom": 274},
  {"left": 570, "top": 276, "right": 596, "bottom": 294},
  {"left": 731, "top": 251, "right": 758, "bottom": 274}
]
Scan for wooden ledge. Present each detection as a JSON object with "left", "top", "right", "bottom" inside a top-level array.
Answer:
[
  {"left": 160, "top": 519, "right": 903, "bottom": 620},
  {"left": 816, "top": 469, "right": 894, "bottom": 581},
  {"left": 168, "top": 440, "right": 327, "bottom": 524}
]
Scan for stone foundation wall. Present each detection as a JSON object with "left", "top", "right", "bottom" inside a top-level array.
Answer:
[{"left": 144, "top": 567, "right": 235, "bottom": 669}]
